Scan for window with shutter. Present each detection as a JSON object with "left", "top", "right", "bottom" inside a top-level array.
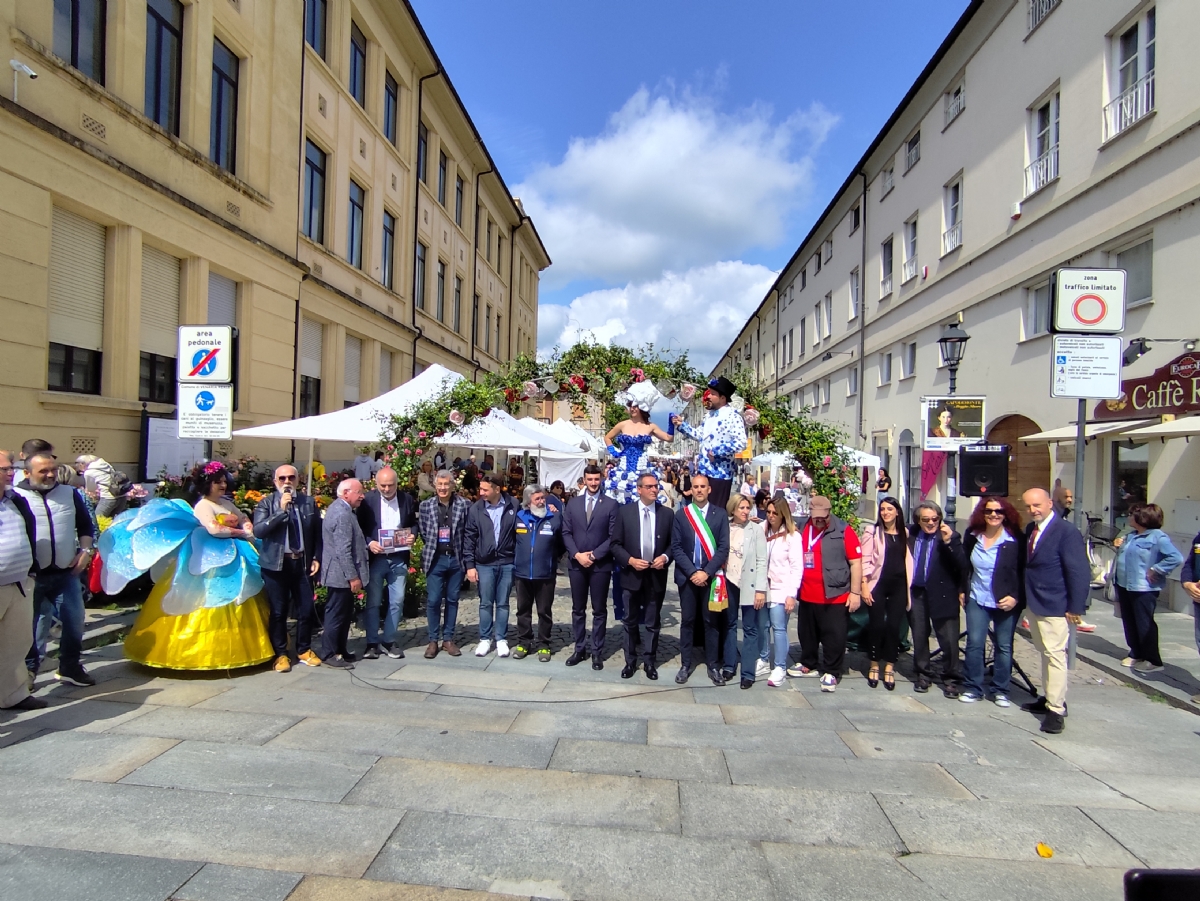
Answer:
[
  {"left": 140, "top": 246, "right": 180, "bottom": 357},
  {"left": 49, "top": 208, "right": 105, "bottom": 352},
  {"left": 344, "top": 334, "right": 361, "bottom": 405},
  {"left": 301, "top": 317, "right": 323, "bottom": 378},
  {"left": 379, "top": 349, "right": 391, "bottom": 395},
  {"left": 207, "top": 272, "right": 237, "bottom": 326}
]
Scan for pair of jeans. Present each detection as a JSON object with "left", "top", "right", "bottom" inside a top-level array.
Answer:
[
  {"left": 477, "top": 563, "right": 514, "bottom": 642},
  {"left": 26, "top": 569, "right": 85, "bottom": 673},
  {"left": 757, "top": 604, "right": 790, "bottom": 668},
  {"left": 1117, "top": 586, "right": 1162, "bottom": 666},
  {"left": 425, "top": 553, "right": 463, "bottom": 643},
  {"left": 261, "top": 558, "right": 315, "bottom": 656},
  {"left": 365, "top": 554, "right": 409, "bottom": 647},
  {"left": 722, "top": 584, "right": 762, "bottom": 680},
  {"left": 963, "top": 597, "right": 1017, "bottom": 697}
]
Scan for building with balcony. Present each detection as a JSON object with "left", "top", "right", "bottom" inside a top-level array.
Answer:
[{"left": 713, "top": 0, "right": 1200, "bottom": 605}]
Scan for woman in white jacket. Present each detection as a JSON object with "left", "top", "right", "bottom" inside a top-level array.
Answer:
[
  {"left": 75, "top": 454, "right": 127, "bottom": 517},
  {"left": 760, "top": 494, "right": 803, "bottom": 687},
  {"left": 724, "top": 495, "right": 768, "bottom": 689}
]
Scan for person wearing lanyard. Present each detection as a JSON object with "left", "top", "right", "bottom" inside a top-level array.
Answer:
[
  {"left": 906, "top": 501, "right": 968, "bottom": 697},
  {"left": 0, "top": 449, "right": 44, "bottom": 710},
  {"left": 464, "top": 473, "right": 519, "bottom": 658},
  {"left": 356, "top": 467, "right": 416, "bottom": 660},
  {"left": 793, "top": 495, "right": 862, "bottom": 693},
  {"left": 418, "top": 470, "right": 471, "bottom": 658}
]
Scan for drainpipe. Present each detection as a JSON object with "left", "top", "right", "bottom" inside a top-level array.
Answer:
[
  {"left": 469, "top": 165, "right": 493, "bottom": 375},
  {"left": 410, "top": 67, "right": 442, "bottom": 378},
  {"left": 857, "top": 171, "right": 869, "bottom": 445}
]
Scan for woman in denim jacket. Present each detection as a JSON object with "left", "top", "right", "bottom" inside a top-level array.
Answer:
[{"left": 1114, "top": 503, "right": 1183, "bottom": 674}]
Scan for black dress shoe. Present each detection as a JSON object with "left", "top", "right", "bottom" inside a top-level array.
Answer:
[
  {"left": 943, "top": 684, "right": 961, "bottom": 699},
  {"left": 341, "top": 652, "right": 357, "bottom": 663},
  {"left": 621, "top": 663, "right": 637, "bottom": 679},
  {"left": 740, "top": 677, "right": 754, "bottom": 690},
  {"left": 1021, "top": 696, "right": 1068, "bottom": 716},
  {"left": 644, "top": 663, "right": 659, "bottom": 681},
  {"left": 675, "top": 665, "right": 690, "bottom": 684},
  {"left": 721, "top": 669, "right": 736, "bottom": 682},
  {"left": 362, "top": 645, "right": 380, "bottom": 660},
  {"left": 914, "top": 678, "right": 931, "bottom": 693},
  {"left": 1040, "top": 711, "right": 1065, "bottom": 734},
  {"left": 592, "top": 658, "right": 603, "bottom": 671},
  {"left": 565, "top": 649, "right": 590, "bottom": 667},
  {"left": 707, "top": 667, "right": 727, "bottom": 686}
]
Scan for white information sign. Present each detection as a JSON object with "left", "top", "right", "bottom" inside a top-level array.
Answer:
[
  {"left": 1053, "top": 268, "right": 1126, "bottom": 334},
  {"left": 177, "top": 326, "right": 234, "bottom": 383},
  {"left": 178, "top": 383, "right": 233, "bottom": 439},
  {"left": 1051, "top": 335, "right": 1123, "bottom": 400}
]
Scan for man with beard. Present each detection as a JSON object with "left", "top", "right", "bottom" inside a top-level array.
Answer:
[
  {"left": 671, "top": 376, "right": 747, "bottom": 511},
  {"left": 512, "top": 485, "right": 563, "bottom": 662}
]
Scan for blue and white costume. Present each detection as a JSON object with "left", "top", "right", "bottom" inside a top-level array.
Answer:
[
  {"left": 604, "top": 432, "right": 664, "bottom": 505},
  {"left": 676, "top": 405, "right": 748, "bottom": 482}
]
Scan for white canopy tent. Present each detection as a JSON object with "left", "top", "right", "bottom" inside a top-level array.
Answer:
[
  {"left": 445, "top": 409, "right": 582, "bottom": 455},
  {"left": 546, "top": 418, "right": 604, "bottom": 456}
]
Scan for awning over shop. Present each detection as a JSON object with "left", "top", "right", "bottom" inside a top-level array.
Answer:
[
  {"left": 1119, "top": 416, "right": 1200, "bottom": 440},
  {"left": 1018, "top": 420, "right": 1155, "bottom": 443}
]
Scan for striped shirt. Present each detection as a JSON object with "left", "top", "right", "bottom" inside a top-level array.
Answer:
[{"left": 0, "top": 491, "right": 34, "bottom": 585}]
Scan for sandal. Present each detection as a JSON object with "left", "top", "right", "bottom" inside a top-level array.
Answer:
[
  {"left": 867, "top": 664, "right": 880, "bottom": 688},
  {"left": 883, "top": 668, "right": 896, "bottom": 691}
]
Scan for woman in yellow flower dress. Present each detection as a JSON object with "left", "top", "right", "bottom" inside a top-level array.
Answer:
[{"left": 101, "top": 462, "right": 274, "bottom": 670}]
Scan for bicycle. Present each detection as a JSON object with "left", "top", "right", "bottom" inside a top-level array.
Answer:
[{"left": 1084, "top": 512, "right": 1120, "bottom": 601}]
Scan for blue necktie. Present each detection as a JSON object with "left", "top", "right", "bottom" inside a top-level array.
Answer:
[{"left": 914, "top": 537, "right": 931, "bottom": 587}]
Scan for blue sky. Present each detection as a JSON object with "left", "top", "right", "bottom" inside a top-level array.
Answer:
[{"left": 411, "top": 0, "right": 969, "bottom": 369}]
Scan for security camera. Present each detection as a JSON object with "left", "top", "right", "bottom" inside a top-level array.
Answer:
[{"left": 9, "top": 60, "right": 37, "bottom": 79}]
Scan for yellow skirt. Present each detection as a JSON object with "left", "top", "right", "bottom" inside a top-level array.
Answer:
[{"left": 124, "top": 561, "right": 274, "bottom": 671}]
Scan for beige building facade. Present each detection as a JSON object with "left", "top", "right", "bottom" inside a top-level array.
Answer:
[
  {"left": 0, "top": 0, "right": 545, "bottom": 474},
  {"left": 716, "top": 0, "right": 1200, "bottom": 604}
]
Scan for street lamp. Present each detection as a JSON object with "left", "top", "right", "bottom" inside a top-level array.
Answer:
[{"left": 937, "top": 324, "right": 971, "bottom": 530}]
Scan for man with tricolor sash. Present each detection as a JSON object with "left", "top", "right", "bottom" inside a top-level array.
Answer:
[{"left": 670, "top": 474, "right": 731, "bottom": 685}]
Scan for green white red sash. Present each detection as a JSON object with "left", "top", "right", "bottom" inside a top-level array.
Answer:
[{"left": 685, "top": 503, "right": 728, "bottom": 612}]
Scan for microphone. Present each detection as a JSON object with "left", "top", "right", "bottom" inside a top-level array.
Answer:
[{"left": 283, "top": 486, "right": 293, "bottom": 496}]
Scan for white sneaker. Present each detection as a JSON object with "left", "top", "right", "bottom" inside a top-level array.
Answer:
[
  {"left": 993, "top": 695, "right": 1011, "bottom": 708},
  {"left": 1120, "top": 657, "right": 1141, "bottom": 667},
  {"left": 1133, "top": 661, "right": 1164, "bottom": 673},
  {"left": 819, "top": 673, "right": 838, "bottom": 692},
  {"left": 959, "top": 692, "right": 981, "bottom": 703},
  {"left": 755, "top": 659, "right": 770, "bottom": 678},
  {"left": 767, "top": 666, "right": 786, "bottom": 687},
  {"left": 475, "top": 639, "right": 492, "bottom": 657},
  {"left": 495, "top": 640, "right": 510, "bottom": 658},
  {"left": 788, "top": 663, "right": 820, "bottom": 678}
]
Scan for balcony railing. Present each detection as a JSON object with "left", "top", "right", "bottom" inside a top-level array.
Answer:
[
  {"left": 902, "top": 257, "right": 919, "bottom": 283},
  {"left": 944, "top": 89, "right": 965, "bottom": 128},
  {"left": 1103, "top": 71, "right": 1155, "bottom": 142},
  {"left": 1024, "top": 144, "right": 1059, "bottom": 196},
  {"left": 942, "top": 221, "right": 962, "bottom": 255},
  {"left": 904, "top": 140, "right": 921, "bottom": 172},
  {"left": 880, "top": 273, "right": 893, "bottom": 297},
  {"left": 1028, "top": 0, "right": 1061, "bottom": 33},
  {"left": 881, "top": 168, "right": 895, "bottom": 197}
]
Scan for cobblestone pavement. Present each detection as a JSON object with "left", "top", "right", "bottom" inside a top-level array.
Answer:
[{"left": 2, "top": 577, "right": 1199, "bottom": 901}]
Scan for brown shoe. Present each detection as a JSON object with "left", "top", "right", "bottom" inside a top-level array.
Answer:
[
  {"left": 273, "top": 655, "right": 292, "bottom": 673},
  {"left": 297, "top": 650, "right": 322, "bottom": 667},
  {"left": 442, "top": 640, "right": 461, "bottom": 657},
  {"left": 424, "top": 641, "right": 440, "bottom": 659}
]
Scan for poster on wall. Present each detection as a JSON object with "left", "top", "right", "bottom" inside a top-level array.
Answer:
[{"left": 921, "top": 396, "right": 986, "bottom": 451}]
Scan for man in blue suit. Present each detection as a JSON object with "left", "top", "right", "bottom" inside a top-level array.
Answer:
[
  {"left": 671, "top": 474, "right": 731, "bottom": 686},
  {"left": 1020, "top": 487, "right": 1090, "bottom": 734},
  {"left": 562, "top": 464, "right": 618, "bottom": 669}
]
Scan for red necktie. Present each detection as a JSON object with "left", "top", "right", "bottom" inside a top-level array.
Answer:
[{"left": 1029, "top": 524, "right": 1040, "bottom": 554}]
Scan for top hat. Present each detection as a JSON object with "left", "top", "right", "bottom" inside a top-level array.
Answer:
[{"left": 707, "top": 376, "right": 737, "bottom": 401}]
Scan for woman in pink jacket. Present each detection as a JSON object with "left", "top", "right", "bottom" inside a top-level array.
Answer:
[
  {"left": 760, "top": 494, "right": 804, "bottom": 687},
  {"left": 859, "top": 496, "right": 913, "bottom": 690}
]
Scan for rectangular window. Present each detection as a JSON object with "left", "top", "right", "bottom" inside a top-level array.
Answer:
[
  {"left": 453, "top": 276, "right": 462, "bottom": 333},
  {"left": 415, "top": 242, "right": 427, "bottom": 310},
  {"left": 1028, "top": 0, "right": 1061, "bottom": 33},
  {"left": 436, "top": 261, "right": 446, "bottom": 322},
  {"left": 880, "top": 352, "right": 893, "bottom": 385},
  {"left": 207, "top": 272, "right": 237, "bottom": 326},
  {"left": 349, "top": 22, "right": 366, "bottom": 107},
  {"left": 786, "top": 328, "right": 794, "bottom": 364},
  {"left": 814, "top": 251, "right": 822, "bottom": 274},
  {"left": 485, "top": 305, "right": 492, "bottom": 353},
  {"left": 347, "top": 180, "right": 365, "bottom": 269},
  {"left": 1026, "top": 280, "right": 1052, "bottom": 338},
  {"left": 1026, "top": 92, "right": 1060, "bottom": 196},
  {"left": 300, "top": 317, "right": 322, "bottom": 415},
  {"left": 822, "top": 378, "right": 831, "bottom": 405},
  {"left": 847, "top": 367, "right": 859, "bottom": 396},
  {"left": 799, "top": 267, "right": 807, "bottom": 291},
  {"left": 437, "top": 152, "right": 448, "bottom": 206},
  {"left": 486, "top": 219, "right": 493, "bottom": 264},
  {"left": 54, "top": 0, "right": 106, "bottom": 84},
  {"left": 904, "top": 342, "right": 917, "bottom": 378},
  {"left": 379, "top": 349, "right": 392, "bottom": 395},
  {"left": 798, "top": 319, "right": 807, "bottom": 357},
  {"left": 139, "top": 244, "right": 179, "bottom": 403},
  {"left": 944, "top": 82, "right": 965, "bottom": 127},
  {"left": 814, "top": 302, "right": 822, "bottom": 343},
  {"left": 210, "top": 38, "right": 239, "bottom": 173},
  {"left": 881, "top": 236, "right": 894, "bottom": 296},
  {"left": 904, "top": 131, "right": 921, "bottom": 172},
  {"left": 304, "top": 0, "right": 326, "bottom": 59},
  {"left": 383, "top": 72, "right": 398, "bottom": 144},
  {"left": 902, "top": 216, "right": 918, "bottom": 282},
  {"left": 139, "top": 352, "right": 175, "bottom": 403},
  {"left": 302, "top": 140, "right": 326, "bottom": 243},
  {"left": 1117, "top": 239, "right": 1153, "bottom": 306},
  {"left": 48, "top": 343, "right": 101, "bottom": 394},
  {"left": 849, "top": 268, "right": 860, "bottom": 319},
  {"left": 496, "top": 235, "right": 504, "bottom": 272},
  {"left": 823, "top": 238, "right": 833, "bottom": 263},
  {"left": 381, "top": 211, "right": 396, "bottom": 290},
  {"left": 1105, "top": 8, "right": 1156, "bottom": 140},
  {"left": 472, "top": 294, "right": 480, "bottom": 346},
  {"left": 496, "top": 314, "right": 502, "bottom": 357},
  {"left": 48, "top": 208, "right": 105, "bottom": 393},
  {"left": 144, "top": 0, "right": 183, "bottom": 135},
  {"left": 416, "top": 122, "right": 428, "bottom": 183},
  {"left": 850, "top": 205, "right": 860, "bottom": 233},
  {"left": 942, "top": 180, "right": 962, "bottom": 254},
  {"left": 823, "top": 293, "right": 832, "bottom": 338},
  {"left": 344, "top": 334, "right": 361, "bottom": 405},
  {"left": 881, "top": 166, "right": 895, "bottom": 198},
  {"left": 299, "top": 375, "right": 321, "bottom": 416},
  {"left": 455, "top": 176, "right": 464, "bottom": 227}
]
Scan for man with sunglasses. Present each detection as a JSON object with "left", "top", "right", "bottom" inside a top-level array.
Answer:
[
  {"left": 253, "top": 465, "right": 323, "bottom": 672},
  {"left": 907, "top": 501, "right": 967, "bottom": 697}
]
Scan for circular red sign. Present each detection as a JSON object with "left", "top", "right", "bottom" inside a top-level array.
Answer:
[{"left": 1072, "top": 293, "right": 1108, "bottom": 325}]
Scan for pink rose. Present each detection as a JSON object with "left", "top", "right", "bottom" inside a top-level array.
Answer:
[
  {"left": 822, "top": 455, "right": 832, "bottom": 467},
  {"left": 418, "top": 431, "right": 427, "bottom": 438},
  {"left": 742, "top": 408, "right": 760, "bottom": 428},
  {"left": 404, "top": 449, "right": 412, "bottom": 455},
  {"left": 680, "top": 383, "right": 697, "bottom": 402},
  {"left": 448, "top": 410, "right": 465, "bottom": 426},
  {"left": 523, "top": 380, "right": 539, "bottom": 398}
]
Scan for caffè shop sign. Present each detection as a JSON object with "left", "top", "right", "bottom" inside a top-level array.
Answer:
[{"left": 1093, "top": 353, "right": 1200, "bottom": 420}]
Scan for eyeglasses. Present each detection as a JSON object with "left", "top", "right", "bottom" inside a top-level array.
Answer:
[
  {"left": 0, "top": 466, "right": 13, "bottom": 473},
  {"left": 918, "top": 517, "right": 940, "bottom": 524},
  {"left": 276, "top": 474, "right": 297, "bottom": 482},
  {"left": 984, "top": 508, "right": 1004, "bottom": 517}
]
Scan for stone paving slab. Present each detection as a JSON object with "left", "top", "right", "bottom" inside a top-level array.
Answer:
[
  {"left": 724, "top": 752, "right": 974, "bottom": 798},
  {"left": 424, "top": 690, "right": 725, "bottom": 724},
  {"left": 387, "top": 662, "right": 551, "bottom": 692},
  {"left": 941, "top": 763, "right": 1147, "bottom": 808},
  {"left": 364, "top": 808, "right": 777, "bottom": 901},
  {"left": 4, "top": 697, "right": 154, "bottom": 733},
  {"left": 549, "top": 737, "right": 728, "bottom": 783},
  {"left": 717, "top": 704, "right": 854, "bottom": 729},
  {"left": 796, "top": 689, "right": 936, "bottom": 713},
  {"left": 1030, "top": 738, "right": 1190, "bottom": 776},
  {"left": 761, "top": 843, "right": 945, "bottom": 901},
  {"left": 379, "top": 725, "right": 558, "bottom": 769},
  {"left": 286, "top": 875, "right": 524, "bottom": 901},
  {"left": 838, "top": 708, "right": 1019, "bottom": 735},
  {"left": 345, "top": 756, "right": 681, "bottom": 833},
  {"left": 506, "top": 709, "right": 647, "bottom": 743},
  {"left": 1082, "top": 807, "right": 1200, "bottom": 868},
  {"left": 173, "top": 863, "right": 303, "bottom": 901},
  {"left": 192, "top": 686, "right": 443, "bottom": 725},
  {"left": 648, "top": 719, "right": 853, "bottom": 757},
  {"left": 1088, "top": 772, "right": 1200, "bottom": 812},
  {"left": 0, "top": 775, "right": 402, "bottom": 877},
  {"left": 689, "top": 684, "right": 812, "bottom": 707},
  {"left": 119, "top": 740, "right": 377, "bottom": 803},
  {"left": 839, "top": 729, "right": 1074, "bottom": 769},
  {"left": 110, "top": 707, "right": 302, "bottom": 745},
  {"left": 876, "top": 797, "right": 1143, "bottom": 867},
  {"left": 896, "top": 853, "right": 1126, "bottom": 901},
  {"left": 680, "top": 783, "right": 904, "bottom": 850},
  {"left": 266, "top": 717, "right": 405, "bottom": 757},
  {"left": 0, "top": 722, "right": 47, "bottom": 749},
  {"left": 0, "top": 730, "right": 176, "bottom": 783},
  {"left": 0, "top": 842, "right": 201, "bottom": 901},
  {"left": 59, "top": 675, "right": 240, "bottom": 707}
]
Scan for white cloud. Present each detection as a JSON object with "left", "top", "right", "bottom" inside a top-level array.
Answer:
[
  {"left": 538, "top": 261, "right": 779, "bottom": 372},
  {"left": 517, "top": 88, "right": 836, "bottom": 288}
]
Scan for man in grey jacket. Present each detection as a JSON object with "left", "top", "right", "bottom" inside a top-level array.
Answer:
[{"left": 320, "top": 479, "right": 369, "bottom": 669}]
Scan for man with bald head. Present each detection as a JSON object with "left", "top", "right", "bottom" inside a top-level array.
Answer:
[
  {"left": 1020, "top": 487, "right": 1090, "bottom": 734},
  {"left": 254, "top": 464, "right": 323, "bottom": 671},
  {"left": 319, "top": 479, "right": 369, "bottom": 668},
  {"left": 356, "top": 466, "right": 416, "bottom": 659}
]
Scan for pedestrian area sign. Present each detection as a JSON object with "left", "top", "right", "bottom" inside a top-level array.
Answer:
[
  {"left": 177, "top": 326, "right": 234, "bottom": 383},
  {"left": 178, "top": 383, "right": 233, "bottom": 439},
  {"left": 1051, "top": 335, "right": 1123, "bottom": 400}
]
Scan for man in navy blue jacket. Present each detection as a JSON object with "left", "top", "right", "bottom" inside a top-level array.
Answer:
[{"left": 1020, "top": 488, "right": 1090, "bottom": 734}]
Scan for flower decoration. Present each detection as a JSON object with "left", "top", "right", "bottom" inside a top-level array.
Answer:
[
  {"left": 822, "top": 455, "right": 833, "bottom": 467},
  {"left": 522, "top": 380, "right": 540, "bottom": 399},
  {"left": 203, "top": 461, "right": 225, "bottom": 475},
  {"left": 679, "top": 383, "right": 697, "bottom": 402},
  {"left": 448, "top": 410, "right": 465, "bottom": 426},
  {"left": 569, "top": 374, "right": 587, "bottom": 391},
  {"left": 630, "top": 367, "right": 645, "bottom": 382},
  {"left": 742, "top": 405, "right": 760, "bottom": 428},
  {"left": 504, "top": 387, "right": 517, "bottom": 405}
]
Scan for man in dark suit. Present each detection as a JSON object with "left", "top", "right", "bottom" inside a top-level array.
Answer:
[
  {"left": 907, "top": 501, "right": 968, "bottom": 697},
  {"left": 611, "top": 473, "right": 674, "bottom": 680},
  {"left": 320, "top": 479, "right": 370, "bottom": 669},
  {"left": 1020, "top": 487, "right": 1090, "bottom": 734},
  {"left": 561, "top": 463, "right": 618, "bottom": 669},
  {"left": 671, "top": 473, "right": 731, "bottom": 685},
  {"left": 253, "top": 464, "right": 323, "bottom": 672},
  {"left": 355, "top": 466, "right": 416, "bottom": 660}
]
